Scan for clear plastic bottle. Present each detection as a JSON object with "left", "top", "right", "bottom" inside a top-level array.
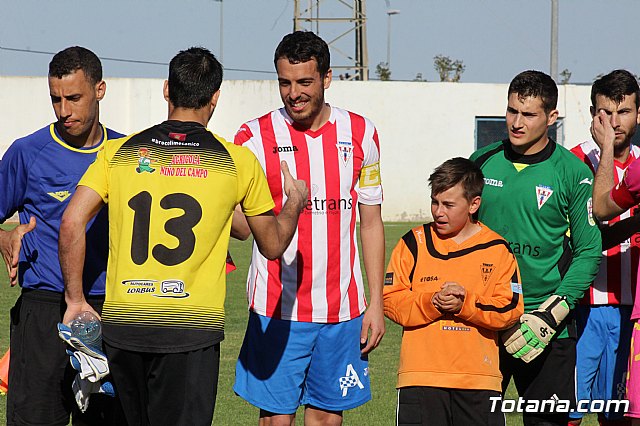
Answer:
[{"left": 70, "top": 311, "right": 102, "bottom": 350}]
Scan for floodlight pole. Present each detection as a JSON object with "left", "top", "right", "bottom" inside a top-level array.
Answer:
[
  {"left": 220, "top": 0, "right": 224, "bottom": 63},
  {"left": 386, "top": 9, "right": 400, "bottom": 68},
  {"left": 293, "top": 0, "right": 369, "bottom": 80},
  {"left": 214, "top": 0, "right": 224, "bottom": 63},
  {"left": 550, "top": 0, "right": 558, "bottom": 81}
]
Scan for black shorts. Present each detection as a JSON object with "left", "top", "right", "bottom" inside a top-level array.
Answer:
[
  {"left": 7, "top": 288, "right": 119, "bottom": 426},
  {"left": 500, "top": 336, "right": 577, "bottom": 426},
  {"left": 396, "top": 386, "right": 505, "bottom": 426},
  {"left": 105, "top": 342, "right": 221, "bottom": 426}
]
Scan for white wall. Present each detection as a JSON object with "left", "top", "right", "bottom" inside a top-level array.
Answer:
[{"left": 0, "top": 77, "right": 594, "bottom": 221}]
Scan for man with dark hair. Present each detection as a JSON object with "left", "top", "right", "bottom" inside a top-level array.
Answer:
[
  {"left": 384, "top": 157, "right": 523, "bottom": 426},
  {"left": 470, "top": 70, "right": 602, "bottom": 425},
  {"left": 167, "top": 47, "right": 224, "bottom": 108},
  {"left": 0, "top": 46, "right": 122, "bottom": 426},
  {"left": 48, "top": 46, "right": 103, "bottom": 87},
  {"left": 569, "top": 69, "right": 640, "bottom": 425},
  {"left": 592, "top": 77, "right": 640, "bottom": 425},
  {"left": 507, "top": 70, "right": 559, "bottom": 114},
  {"left": 591, "top": 70, "right": 640, "bottom": 111},
  {"left": 273, "top": 30, "right": 330, "bottom": 76},
  {"left": 59, "top": 46, "right": 308, "bottom": 425},
  {"left": 233, "top": 31, "right": 385, "bottom": 425}
]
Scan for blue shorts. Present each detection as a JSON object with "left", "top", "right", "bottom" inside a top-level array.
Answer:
[
  {"left": 234, "top": 312, "right": 371, "bottom": 414},
  {"left": 569, "top": 305, "right": 632, "bottom": 420}
]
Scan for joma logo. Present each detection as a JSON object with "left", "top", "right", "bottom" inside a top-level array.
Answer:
[{"left": 272, "top": 146, "right": 299, "bottom": 154}]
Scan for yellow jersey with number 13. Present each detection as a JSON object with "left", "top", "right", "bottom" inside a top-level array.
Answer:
[{"left": 79, "top": 120, "right": 274, "bottom": 352}]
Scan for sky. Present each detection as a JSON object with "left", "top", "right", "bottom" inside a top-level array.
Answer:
[{"left": 1, "top": 0, "right": 639, "bottom": 84}]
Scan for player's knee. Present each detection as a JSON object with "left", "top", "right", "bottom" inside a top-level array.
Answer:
[
  {"left": 303, "top": 405, "right": 343, "bottom": 426},
  {"left": 259, "top": 410, "right": 296, "bottom": 426}
]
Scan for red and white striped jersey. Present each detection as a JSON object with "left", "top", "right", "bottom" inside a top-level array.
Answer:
[
  {"left": 234, "top": 106, "right": 383, "bottom": 322},
  {"left": 570, "top": 139, "right": 640, "bottom": 305}
]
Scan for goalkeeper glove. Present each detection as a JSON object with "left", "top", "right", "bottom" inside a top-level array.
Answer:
[{"left": 502, "top": 294, "right": 570, "bottom": 363}]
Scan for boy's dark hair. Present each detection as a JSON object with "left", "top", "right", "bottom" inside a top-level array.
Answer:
[
  {"left": 274, "top": 31, "right": 330, "bottom": 77},
  {"left": 168, "top": 47, "right": 223, "bottom": 109},
  {"left": 429, "top": 157, "right": 484, "bottom": 201},
  {"left": 508, "top": 70, "right": 558, "bottom": 113},
  {"left": 48, "top": 46, "right": 102, "bottom": 85},
  {"left": 591, "top": 69, "right": 640, "bottom": 109}
]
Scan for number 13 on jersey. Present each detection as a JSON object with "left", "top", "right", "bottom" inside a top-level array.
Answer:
[{"left": 128, "top": 191, "right": 202, "bottom": 267}]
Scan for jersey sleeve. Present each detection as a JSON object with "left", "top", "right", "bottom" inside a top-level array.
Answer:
[
  {"left": 357, "top": 124, "right": 383, "bottom": 205},
  {"left": 469, "top": 149, "right": 481, "bottom": 162},
  {"left": 383, "top": 232, "right": 443, "bottom": 327},
  {"left": 469, "top": 140, "right": 503, "bottom": 167},
  {"left": 78, "top": 144, "right": 110, "bottom": 203},
  {"left": 234, "top": 147, "right": 275, "bottom": 217},
  {"left": 455, "top": 248, "right": 523, "bottom": 330},
  {"left": 569, "top": 143, "right": 596, "bottom": 175},
  {"left": 469, "top": 143, "right": 494, "bottom": 163},
  {"left": 234, "top": 123, "right": 254, "bottom": 146},
  {"left": 0, "top": 140, "right": 29, "bottom": 222},
  {"left": 556, "top": 166, "right": 602, "bottom": 308},
  {"left": 611, "top": 158, "right": 640, "bottom": 210}
]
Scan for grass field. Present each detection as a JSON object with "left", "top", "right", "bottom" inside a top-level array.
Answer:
[{"left": 0, "top": 222, "right": 598, "bottom": 425}]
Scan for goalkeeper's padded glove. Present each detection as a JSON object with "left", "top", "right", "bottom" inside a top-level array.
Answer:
[
  {"left": 502, "top": 294, "right": 570, "bottom": 363},
  {"left": 58, "top": 323, "right": 115, "bottom": 412},
  {"left": 72, "top": 374, "right": 115, "bottom": 413},
  {"left": 67, "top": 350, "right": 109, "bottom": 382},
  {"left": 57, "top": 323, "right": 107, "bottom": 361}
]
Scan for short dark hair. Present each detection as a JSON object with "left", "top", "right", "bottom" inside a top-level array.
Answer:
[
  {"left": 168, "top": 47, "right": 223, "bottom": 109},
  {"left": 591, "top": 69, "right": 640, "bottom": 109},
  {"left": 274, "top": 31, "right": 330, "bottom": 77},
  {"left": 48, "top": 46, "right": 102, "bottom": 85},
  {"left": 429, "top": 157, "right": 484, "bottom": 201},
  {"left": 508, "top": 70, "right": 558, "bottom": 113}
]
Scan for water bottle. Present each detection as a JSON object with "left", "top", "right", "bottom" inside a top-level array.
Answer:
[{"left": 70, "top": 311, "right": 102, "bottom": 350}]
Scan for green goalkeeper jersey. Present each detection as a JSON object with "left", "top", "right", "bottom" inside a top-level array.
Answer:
[{"left": 470, "top": 140, "right": 601, "bottom": 332}]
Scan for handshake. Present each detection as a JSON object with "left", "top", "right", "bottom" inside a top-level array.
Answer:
[{"left": 502, "top": 294, "right": 570, "bottom": 363}]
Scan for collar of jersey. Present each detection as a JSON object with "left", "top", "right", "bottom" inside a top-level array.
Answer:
[
  {"left": 584, "top": 138, "right": 637, "bottom": 169},
  {"left": 49, "top": 123, "right": 107, "bottom": 153},
  {"left": 425, "top": 223, "right": 509, "bottom": 259},
  {"left": 615, "top": 143, "right": 639, "bottom": 169},
  {"left": 282, "top": 105, "right": 335, "bottom": 138},
  {"left": 503, "top": 138, "right": 556, "bottom": 165},
  {"left": 162, "top": 120, "right": 207, "bottom": 131}
]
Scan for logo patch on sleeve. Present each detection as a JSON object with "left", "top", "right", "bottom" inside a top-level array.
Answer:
[
  {"left": 384, "top": 272, "right": 394, "bottom": 286},
  {"left": 587, "top": 198, "right": 595, "bottom": 226},
  {"left": 511, "top": 282, "right": 523, "bottom": 294}
]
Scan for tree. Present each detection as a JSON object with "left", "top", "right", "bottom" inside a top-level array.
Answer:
[
  {"left": 433, "top": 54, "right": 465, "bottom": 82},
  {"left": 413, "top": 72, "right": 426, "bottom": 82},
  {"left": 559, "top": 69, "right": 572, "bottom": 84},
  {"left": 376, "top": 62, "right": 391, "bottom": 81}
]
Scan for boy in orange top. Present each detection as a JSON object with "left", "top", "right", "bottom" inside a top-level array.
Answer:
[{"left": 383, "top": 157, "right": 524, "bottom": 426}]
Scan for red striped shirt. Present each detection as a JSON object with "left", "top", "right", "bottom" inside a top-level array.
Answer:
[
  {"left": 234, "top": 106, "right": 383, "bottom": 322},
  {"left": 571, "top": 140, "right": 640, "bottom": 305}
]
